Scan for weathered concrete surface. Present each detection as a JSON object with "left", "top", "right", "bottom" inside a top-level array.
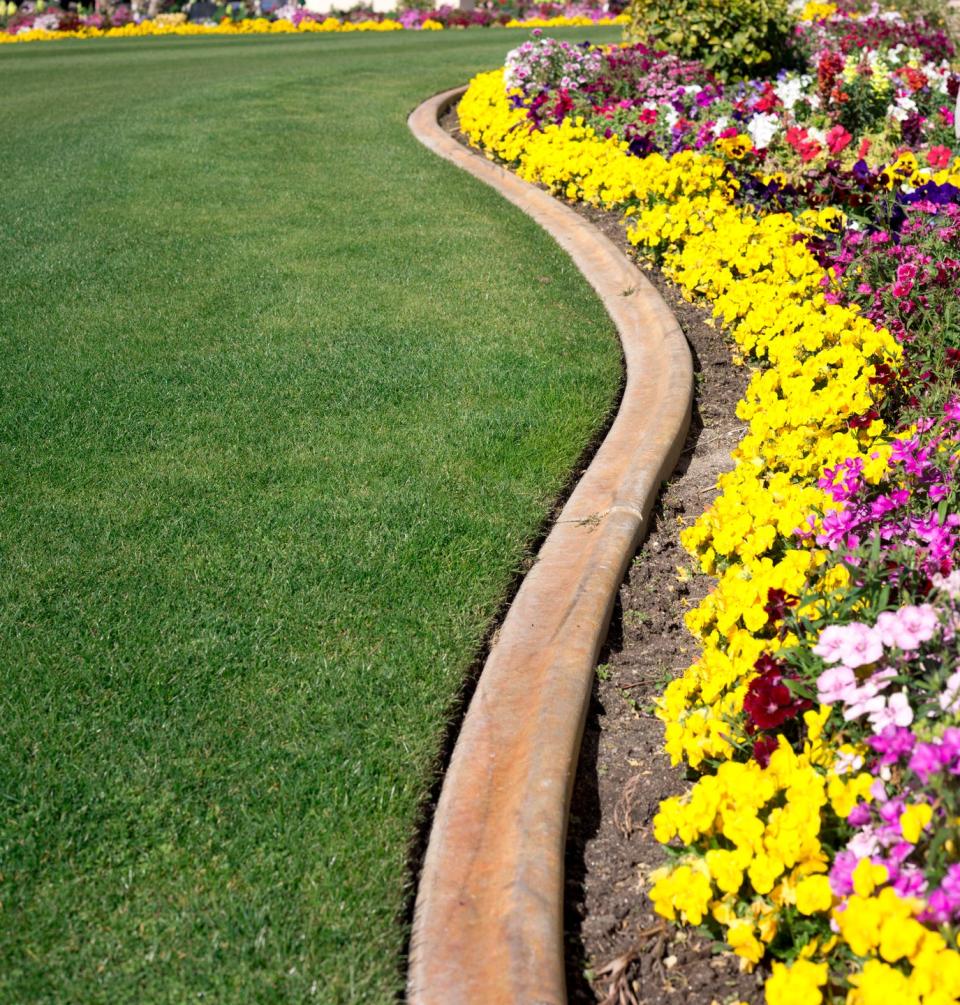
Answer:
[{"left": 406, "top": 88, "right": 693, "bottom": 1005}]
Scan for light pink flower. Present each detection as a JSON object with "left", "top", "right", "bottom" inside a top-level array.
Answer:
[
  {"left": 868, "top": 691, "right": 914, "bottom": 731},
  {"left": 940, "top": 669, "right": 960, "bottom": 716},
  {"left": 817, "top": 664, "right": 858, "bottom": 705},
  {"left": 844, "top": 681, "right": 886, "bottom": 721},
  {"left": 837, "top": 622, "right": 884, "bottom": 669},
  {"left": 888, "top": 604, "right": 939, "bottom": 651},
  {"left": 813, "top": 624, "right": 849, "bottom": 664}
]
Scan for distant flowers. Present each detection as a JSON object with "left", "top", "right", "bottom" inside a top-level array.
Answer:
[{"left": 0, "top": 2, "right": 626, "bottom": 44}]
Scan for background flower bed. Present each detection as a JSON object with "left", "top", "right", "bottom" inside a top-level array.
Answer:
[
  {"left": 460, "top": 3, "right": 960, "bottom": 1002},
  {"left": 0, "top": 0, "right": 625, "bottom": 44}
]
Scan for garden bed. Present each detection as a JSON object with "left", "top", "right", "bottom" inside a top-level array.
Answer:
[
  {"left": 0, "top": 1, "right": 625, "bottom": 45},
  {"left": 452, "top": 4, "right": 960, "bottom": 1002}
]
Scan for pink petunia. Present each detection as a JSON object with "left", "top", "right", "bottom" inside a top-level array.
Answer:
[
  {"left": 837, "top": 622, "right": 884, "bottom": 669},
  {"left": 817, "top": 664, "right": 858, "bottom": 705},
  {"left": 927, "top": 145, "right": 953, "bottom": 170}
]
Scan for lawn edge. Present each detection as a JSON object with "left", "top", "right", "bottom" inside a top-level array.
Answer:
[{"left": 406, "top": 87, "right": 692, "bottom": 1005}]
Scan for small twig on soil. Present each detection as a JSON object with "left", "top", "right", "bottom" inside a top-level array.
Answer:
[
  {"left": 614, "top": 772, "right": 645, "bottom": 836},
  {"left": 594, "top": 924, "right": 669, "bottom": 1005}
]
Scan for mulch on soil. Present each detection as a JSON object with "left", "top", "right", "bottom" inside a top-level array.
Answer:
[{"left": 441, "top": 101, "right": 763, "bottom": 1004}]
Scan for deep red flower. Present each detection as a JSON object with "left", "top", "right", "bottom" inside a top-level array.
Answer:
[
  {"left": 764, "top": 588, "right": 799, "bottom": 627},
  {"left": 743, "top": 656, "right": 810, "bottom": 733},
  {"left": 753, "top": 734, "right": 779, "bottom": 767},
  {"left": 848, "top": 408, "right": 880, "bottom": 430}
]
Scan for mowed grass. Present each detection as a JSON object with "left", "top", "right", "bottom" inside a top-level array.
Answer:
[{"left": 0, "top": 26, "right": 622, "bottom": 1005}]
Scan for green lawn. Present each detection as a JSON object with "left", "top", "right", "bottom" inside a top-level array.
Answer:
[{"left": 0, "top": 26, "right": 621, "bottom": 1004}]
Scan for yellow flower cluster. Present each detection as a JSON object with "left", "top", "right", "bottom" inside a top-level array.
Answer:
[
  {"left": 460, "top": 62, "right": 960, "bottom": 1003},
  {"left": 460, "top": 69, "right": 900, "bottom": 763},
  {"left": 0, "top": 12, "right": 625, "bottom": 45},
  {"left": 765, "top": 859, "right": 960, "bottom": 1004},
  {"left": 0, "top": 14, "right": 404, "bottom": 44},
  {"left": 799, "top": 1, "right": 838, "bottom": 21},
  {"left": 650, "top": 715, "right": 876, "bottom": 964}
]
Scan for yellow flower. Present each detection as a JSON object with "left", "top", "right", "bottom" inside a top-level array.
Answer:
[
  {"left": 795, "top": 875, "right": 833, "bottom": 916},
  {"left": 852, "top": 859, "right": 888, "bottom": 898},
  {"left": 727, "top": 918, "right": 765, "bottom": 966},
  {"left": 899, "top": 803, "right": 933, "bottom": 844},
  {"left": 765, "top": 959, "right": 828, "bottom": 1005},
  {"left": 847, "top": 959, "right": 918, "bottom": 1005}
]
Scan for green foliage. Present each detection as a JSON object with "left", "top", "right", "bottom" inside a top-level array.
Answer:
[{"left": 624, "top": 0, "right": 795, "bottom": 80}]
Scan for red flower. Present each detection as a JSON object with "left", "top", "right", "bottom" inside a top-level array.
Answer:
[
  {"left": 826, "top": 125, "right": 852, "bottom": 155},
  {"left": 764, "top": 588, "right": 799, "bottom": 627},
  {"left": 927, "top": 145, "right": 952, "bottom": 170},
  {"left": 847, "top": 408, "right": 880, "bottom": 430},
  {"left": 743, "top": 656, "right": 811, "bottom": 732},
  {"left": 786, "top": 126, "right": 822, "bottom": 163},
  {"left": 753, "top": 734, "right": 779, "bottom": 767}
]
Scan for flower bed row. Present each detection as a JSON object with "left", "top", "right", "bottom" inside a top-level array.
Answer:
[
  {"left": 0, "top": 2, "right": 624, "bottom": 45},
  {"left": 459, "top": 6, "right": 960, "bottom": 1003}
]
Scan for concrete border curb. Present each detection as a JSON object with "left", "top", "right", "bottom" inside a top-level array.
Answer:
[{"left": 406, "top": 87, "right": 693, "bottom": 1005}]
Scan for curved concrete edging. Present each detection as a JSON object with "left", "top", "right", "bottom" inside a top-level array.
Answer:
[{"left": 406, "top": 88, "right": 693, "bottom": 1005}]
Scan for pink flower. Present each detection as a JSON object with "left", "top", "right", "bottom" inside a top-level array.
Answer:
[
  {"left": 813, "top": 624, "right": 849, "bottom": 663},
  {"left": 868, "top": 691, "right": 914, "bottom": 731},
  {"left": 885, "top": 604, "right": 939, "bottom": 651},
  {"left": 826, "top": 124, "right": 852, "bottom": 155},
  {"left": 843, "top": 678, "right": 886, "bottom": 721},
  {"left": 927, "top": 145, "right": 953, "bottom": 170},
  {"left": 817, "top": 664, "right": 858, "bottom": 705},
  {"left": 897, "top": 263, "right": 918, "bottom": 282},
  {"left": 837, "top": 622, "right": 884, "bottom": 669},
  {"left": 891, "top": 278, "right": 914, "bottom": 299}
]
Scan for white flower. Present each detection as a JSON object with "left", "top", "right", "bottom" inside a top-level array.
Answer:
[
  {"left": 747, "top": 112, "right": 781, "bottom": 150},
  {"left": 892, "top": 95, "right": 918, "bottom": 122},
  {"left": 774, "top": 75, "right": 811, "bottom": 112},
  {"left": 940, "top": 669, "right": 960, "bottom": 715}
]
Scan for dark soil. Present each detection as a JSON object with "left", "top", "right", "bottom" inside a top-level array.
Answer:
[{"left": 442, "top": 101, "right": 764, "bottom": 1004}]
